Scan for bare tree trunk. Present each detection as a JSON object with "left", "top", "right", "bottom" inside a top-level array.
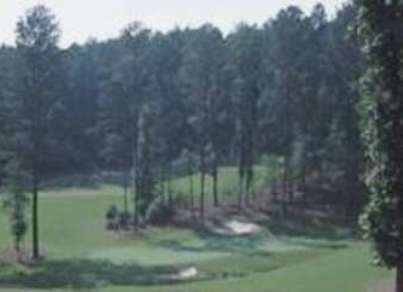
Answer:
[
  {"left": 200, "top": 172, "right": 205, "bottom": 220},
  {"left": 271, "top": 180, "right": 278, "bottom": 200},
  {"left": 301, "top": 170, "right": 307, "bottom": 208},
  {"left": 246, "top": 166, "right": 254, "bottom": 206},
  {"left": 132, "top": 138, "right": 139, "bottom": 228},
  {"left": 212, "top": 158, "right": 219, "bottom": 207},
  {"left": 133, "top": 169, "right": 139, "bottom": 227},
  {"left": 238, "top": 167, "right": 244, "bottom": 211},
  {"left": 245, "top": 178, "right": 250, "bottom": 206},
  {"left": 289, "top": 179, "right": 294, "bottom": 204},
  {"left": 189, "top": 169, "right": 194, "bottom": 215},
  {"left": 32, "top": 177, "right": 39, "bottom": 259},
  {"left": 160, "top": 167, "right": 166, "bottom": 206},
  {"left": 167, "top": 163, "right": 172, "bottom": 208},
  {"left": 16, "top": 240, "right": 21, "bottom": 263},
  {"left": 396, "top": 265, "right": 403, "bottom": 292},
  {"left": 123, "top": 170, "right": 129, "bottom": 214},
  {"left": 282, "top": 156, "right": 289, "bottom": 216},
  {"left": 200, "top": 151, "right": 205, "bottom": 220}
]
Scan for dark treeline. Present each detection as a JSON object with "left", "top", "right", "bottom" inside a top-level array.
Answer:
[{"left": 0, "top": 3, "right": 365, "bottom": 258}]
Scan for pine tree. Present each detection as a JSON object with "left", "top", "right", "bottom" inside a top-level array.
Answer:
[
  {"left": 15, "top": 5, "right": 63, "bottom": 259},
  {"left": 181, "top": 24, "right": 225, "bottom": 218},
  {"left": 228, "top": 23, "right": 262, "bottom": 208}
]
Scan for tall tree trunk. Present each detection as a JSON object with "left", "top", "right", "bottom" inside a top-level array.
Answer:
[
  {"left": 200, "top": 171, "right": 205, "bottom": 220},
  {"left": 189, "top": 168, "right": 194, "bottom": 215},
  {"left": 246, "top": 165, "right": 254, "bottom": 206},
  {"left": 282, "top": 156, "right": 290, "bottom": 216},
  {"left": 289, "top": 180, "right": 294, "bottom": 204},
  {"left": 132, "top": 139, "right": 139, "bottom": 227},
  {"left": 167, "top": 163, "right": 172, "bottom": 208},
  {"left": 301, "top": 168, "right": 307, "bottom": 208},
  {"left": 238, "top": 167, "right": 244, "bottom": 211},
  {"left": 32, "top": 178, "right": 39, "bottom": 259},
  {"left": 212, "top": 158, "right": 219, "bottom": 207},
  {"left": 245, "top": 176, "right": 250, "bottom": 206},
  {"left": 200, "top": 150, "right": 205, "bottom": 220},
  {"left": 123, "top": 170, "right": 129, "bottom": 214},
  {"left": 396, "top": 265, "right": 403, "bottom": 292},
  {"left": 15, "top": 239, "right": 21, "bottom": 263},
  {"left": 132, "top": 113, "right": 140, "bottom": 228},
  {"left": 160, "top": 166, "right": 166, "bottom": 206}
]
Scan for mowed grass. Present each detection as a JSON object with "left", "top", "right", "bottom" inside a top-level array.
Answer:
[
  {"left": 106, "top": 245, "right": 391, "bottom": 292},
  {"left": 0, "top": 167, "right": 392, "bottom": 292},
  {"left": 0, "top": 166, "right": 264, "bottom": 256}
]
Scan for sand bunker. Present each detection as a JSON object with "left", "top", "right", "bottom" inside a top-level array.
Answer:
[
  {"left": 209, "top": 219, "right": 262, "bottom": 236},
  {"left": 225, "top": 220, "right": 261, "bottom": 235},
  {"left": 162, "top": 266, "right": 198, "bottom": 281},
  {"left": 173, "top": 267, "right": 198, "bottom": 280}
]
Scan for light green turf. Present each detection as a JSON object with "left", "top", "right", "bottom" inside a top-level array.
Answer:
[
  {"left": 116, "top": 244, "right": 391, "bottom": 292},
  {"left": 0, "top": 245, "right": 391, "bottom": 292},
  {"left": 0, "top": 167, "right": 265, "bottom": 259},
  {"left": 0, "top": 167, "right": 392, "bottom": 292}
]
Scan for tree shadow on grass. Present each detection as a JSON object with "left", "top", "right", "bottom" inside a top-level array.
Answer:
[
  {"left": 0, "top": 259, "right": 203, "bottom": 290},
  {"left": 155, "top": 230, "right": 346, "bottom": 258},
  {"left": 155, "top": 228, "right": 268, "bottom": 255},
  {"left": 259, "top": 213, "right": 354, "bottom": 241}
]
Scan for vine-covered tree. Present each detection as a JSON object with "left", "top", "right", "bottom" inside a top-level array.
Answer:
[
  {"left": 3, "top": 159, "right": 29, "bottom": 258},
  {"left": 358, "top": 1, "right": 403, "bottom": 291},
  {"left": 136, "top": 102, "right": 159, "bottom": 221}
]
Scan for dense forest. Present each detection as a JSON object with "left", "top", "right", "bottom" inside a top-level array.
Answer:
[{"left": 0, "top": 3, "right": 366, "bottom": 258}]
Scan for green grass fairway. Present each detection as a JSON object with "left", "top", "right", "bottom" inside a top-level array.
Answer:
[{"left": 0, "top": 168, "right": 392, "bottom": 292}]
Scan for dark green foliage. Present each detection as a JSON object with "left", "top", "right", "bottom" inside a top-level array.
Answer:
[
  {"left": 145, "top": 196, "right": 176, "bottom": 225},
  {"left": 0, "top": 46, "right": 17, "bottom": 187},
  {"left": 106, "top": 205, "right": 119, "bottom": 221},
  {"left": 105, "top": 205, "right": 132, "bottom": 230},
  {"left": 0, "top": 3, "right": 370, "bottom": 245},
  {"left": 180, "top": 24, "right": 228, "bottom": 217},
  {"left": 0, "top": 259, "right": 186, "bottom": 288},
  {"left": 257, "top": 4, "right": 366, "bottom": 216},
  {"left": 61, "top": 41, "right": 102, "bottom": 172},
  {"left": 228, "top": 23, "right": 262, "bottom": 207},
  {"left": 105, "top": 205, "right": 118, "bottom": 230},
  {"left": 118, "top": 211, "right": 132, "bottom": 229}
]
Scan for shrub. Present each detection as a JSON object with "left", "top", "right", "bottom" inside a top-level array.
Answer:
[
  {"left": 105, "top": 205, "right": 119, "bottom": 230},
  {"left": 118, "top": 211, "right": 132, "bottom": 230},
  {"left": 145, "top": 196, "right": 175, "bottom": 225}
]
